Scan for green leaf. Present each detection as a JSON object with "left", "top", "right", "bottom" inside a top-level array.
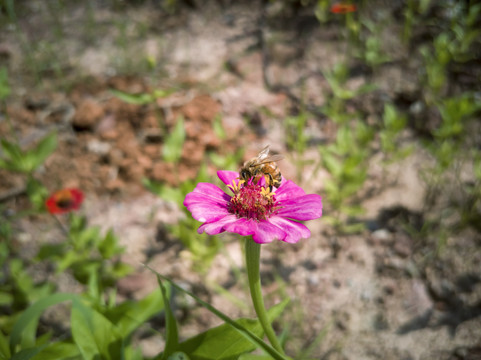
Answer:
[
  {"left": 26, "top": 177, "right": 48, "bottom": 211},
  {"left": 336, "top": 126, "right": 353, "bottom": 154},
  {"left": 145, "top": 180, "right": 184, "bottom": 205},
  {"left": 123, "top": 345, "right": 144, "bottom": 360},
  {"left": 98, "top": 229, "right": 123, "bottom": 259},
  {"left": 239, "top": 355, "right": 272, "bottom": 360},
  {"left": 0, "top": 67, "right": 11, "bottom": 100},
  {"left": 321, "top": 151, "right": 342, "bottom": 178},
  {"left": 146, "top": 266, "right": 289, "bottom": 360},
  {"left": 159, "top": 278, "right": 179, "bottom": 359},
  {"left": 178, "top": 318, "right": 262, "bottom": 360},
  {"left": 178, "top": 299, "right": 289, "bottom": 360},
  {"left": 56, "top": 251, "right": 81, "bottom": 273},
  {"left": 1, "top": 139, "right": 23, "bottom": 164},
  {"left": 110, "top": 89, "right": 153, "bottom": 105},
  {"left": 71, "top": 299, "right": 123, "bottom": 360},
  {"left": 163, "top": 116, "right": 185, "bottom": 163},
  {"left": 36, "top": 243, "right": 67, "bottom": 261},
  {"left": 27, "top": 132, "right": 57, "bottom": 171},
  {"left": 111, "top": 262, "right": 133, "bottom": 279},
  {"left": 212, "top": 115, "right": 226, "bottom": 140},
  {"left": 31, "top": 341, "right": 81, "bottom": 360},
  {"left": 105, "top": 287, "right": 167, "bottom": 338},
  {"left": 0, "top": 329, "right": 10, "bottom": 359},
  {"left": 10, "top": 293, "right": 79, "bottom": 353},
  {"left": 10, "top": 345, "right": 49, "bottom": 360},
  {"left": 0, "top": 291, "right": 13, "bottom": 306}
]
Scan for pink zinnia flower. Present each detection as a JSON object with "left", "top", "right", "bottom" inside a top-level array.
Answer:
[{"left": 183, "top": 171, "right": 322, "bottom": 244}]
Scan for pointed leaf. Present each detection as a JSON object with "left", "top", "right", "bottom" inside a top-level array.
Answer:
[
  {"left": 105, "top": 288, "right": 167, "bottom": 339},
  {"left": 10, "top": 345, "right": 48, "bottom": 360},
  {"left": 177, "top": 299, "right": 289, "bottom": 360},
  {"left": 145, "top": 266, "right": 288, "bottom": 360},
  {"left": 27, "top": 132, "right": 57, "bottom": 171},
  {"left": 71, "top": 299, "right": 123, "bottom": 360},
  {"left": 0, "top": 139, "right": 24, "bottom": 171},
  {"left": 159, "top": 278, "right": 179, "bottom": 359},
  {"left": 0, "top": 67, "right": 11, "bottom": 100},
  {"left": 110, "top": 89, "right": 153, "bottom": 105},
  {"left": 0, "top": 329, "right": 10, "bottom": 359},
  {"left": 239, "top": 355, "right": 272, "bottom": 360},
  {"left": 162, "top": 116, "right": 185, "bottom": 163},
  {"left": 31, "top": 341, "right": 81, "bottom": 360},
  {"left": 10, "top": 293, "right": 79, "bottom": 353}
]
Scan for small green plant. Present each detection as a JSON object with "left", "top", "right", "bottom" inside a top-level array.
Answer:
[
  {"left": 420, "top": 33, "right": 451, "bottom": 101},
  {"left": 0, "top": 67, "right": 10, "bottom": 102},
  {"left": 37, "top": 214, "right": 132, "bottom": 305},
  {"left": 144, "top": 165, "right": 223, "bottom": 273},
  {"left": 0, "top": 132, "right": 57, "bottom": 211},
  {"left": 110, "top": 87, "right": 175, "bottom": 105},
  {"left": 319, "top": 123, "right": 373, "bottom": 232},
  {"left": 357, "top": 19, "right": 391, "bottom": 70},
  {"left": 285, "top": 111, "right": 310, "bottom": 182},
  {"left": 0, "top": 133, "right": 57, "bottom": 175},
  {"left": 0, "top": 286, "right": 169, "bottom": 360},
  {"left": 379, "top": 103, "right": 412, "bottom": 162},
  {"left": 322, "top": 62, "right": 375, "bottom": 124},
  {"left": 162, "top": 116, "right": 186, "bottom": 164}
]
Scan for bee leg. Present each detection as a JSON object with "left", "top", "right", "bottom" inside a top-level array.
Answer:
[{"left": 266, "top": 173, "right": 274, "bottom": 191}]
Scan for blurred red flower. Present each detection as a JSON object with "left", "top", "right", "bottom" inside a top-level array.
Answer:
[
  {"left": 330, "top": 3, "right": 357, "bottom": 14},
  {"left": 45, "top": 188, "right": 84, "bottom": 214}
]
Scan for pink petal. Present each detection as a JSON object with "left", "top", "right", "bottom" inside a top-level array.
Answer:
[
  {"left": 185, "top": 198, "right": 230, "bottom": 223},
  {"left": 188, "top": 183, "right": 231, "bottom": 202},
  {"left": 198, "top": 214, "right": 238, "bottom": 235},
  {"left": 268, "top": 216, "right": 311, "bottom": 243},
  {"left": 224, "top": 218, "right": 257, "bottom": 237},
  {"left": 184, "top": 184, "right": 231, "bottom": 223},
  {"left": 276, "top": 194, "right": 322, "bottom": 221},
  {"left": 217, "top": 170, "right": 240, "bottom": 186},
  {"left": 252, "top": 221, "right": 286, "bottom": 244},
  {"left": 274, "top": 180, "right": 306, "bottom": 200}
]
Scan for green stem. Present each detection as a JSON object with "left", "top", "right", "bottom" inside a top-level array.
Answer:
[{"left": 244, "top": 238, "right": 284, "bottom": 354}]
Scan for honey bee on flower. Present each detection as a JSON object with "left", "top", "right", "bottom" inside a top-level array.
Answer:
[
  {"left": 239, "top": 145, "right": 283, "bottom": 190},
  {"left": 184, "top": 168, "right": 322, "bottom": 244}
]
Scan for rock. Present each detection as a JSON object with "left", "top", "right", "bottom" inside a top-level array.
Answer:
[
  {"left": 393, "top": 234, "right": 412, "bottom": 258},
  {"left": 117, "top": 273, "right": 149, "bottom": 295},
  {"left": 72, "top": 99, "right": 104, "bottom": 130},
  {"left": 372, "top": 229, "right": 393, "bottom": 243},
  {"left": 87, "top": 139, "right": 111, "bottom": 155}
]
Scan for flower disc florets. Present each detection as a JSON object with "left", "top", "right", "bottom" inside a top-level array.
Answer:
[{"left": 229, "top": 181, "right": 277, "bottom": 221}]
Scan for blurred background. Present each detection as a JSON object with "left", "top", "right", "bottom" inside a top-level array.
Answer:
[{"left": 0, "top": 1, "right": 480, "bottom": 359}]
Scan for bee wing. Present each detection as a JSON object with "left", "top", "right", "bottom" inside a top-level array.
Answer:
[
  {"left": 258, "top": 154, "right": 284, "bottom": 164},
  {"left": 257, "top": 145, "right": 271, "bottom": 161}
]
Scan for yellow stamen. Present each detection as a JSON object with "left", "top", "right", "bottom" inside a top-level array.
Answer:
[
  {"left": 228, "top": 179, "right": 245, "bottom": 193},
  {"left": 260, "top": 187, "right": 274, "bottom": 198}
]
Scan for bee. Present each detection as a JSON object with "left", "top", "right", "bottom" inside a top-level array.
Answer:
[{"left": 240, "top": 145, "right": 283, "bottom": 189}]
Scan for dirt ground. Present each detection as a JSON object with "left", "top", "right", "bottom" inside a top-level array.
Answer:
[{"left": 1, "top": 1, "right": 480, "bottom": 359}]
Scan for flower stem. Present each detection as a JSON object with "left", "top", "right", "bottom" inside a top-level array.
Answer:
[{"left": 245, "top": 238, "right": 284, "bottom": 354}]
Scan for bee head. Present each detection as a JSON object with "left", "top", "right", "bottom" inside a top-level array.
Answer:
[{"left": 240, "top": 170, "right": 249, "bottom": 180}]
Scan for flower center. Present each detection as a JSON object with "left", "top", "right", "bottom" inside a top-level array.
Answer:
[
  {"left": 55, "top": 190, "right": 74, "bottom": 209},
  {"left": 228, "top": 182, "right": 278, "bottom": 221}
]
